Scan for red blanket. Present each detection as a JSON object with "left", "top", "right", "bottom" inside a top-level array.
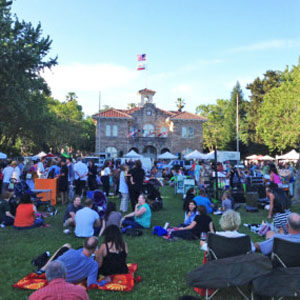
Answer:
[{"left": 13, "top": 263, "right": 138, "bottom": 292}]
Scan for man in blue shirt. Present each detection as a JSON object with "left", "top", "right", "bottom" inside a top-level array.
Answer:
[
  {"left": 37, "top": 237, "right": 100, "bottom": 287},
  {"left": 193, "top": 189, "right": 214, "bottom": 214},
  {"left": 255, "top": 213, "right": 300, "bottom": 255}
]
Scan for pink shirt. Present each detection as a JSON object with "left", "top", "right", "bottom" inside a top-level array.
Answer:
[{"left": 29, "top": 278, "right": 89, "bottom": 300}]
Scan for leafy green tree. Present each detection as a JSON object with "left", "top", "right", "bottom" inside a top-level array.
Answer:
[
  {"left": 66, "top": 92, "right": 78, "bottom": 102},
  {"left": 0, "top": 0, "right": 57, "bottom": 154},
  {"left": 196, "top": 100, "right": 230, "bottom": 151},
  {"left": 127, "top": 103, "right": 137, "bottom": 109},
  {"left": 257, "top": 64, "right": 300, "bottom": 152}
]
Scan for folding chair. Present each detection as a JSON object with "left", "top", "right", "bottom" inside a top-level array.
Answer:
[
  {"left": 271, "top": 237, "right": 300, "bottom": 268},
  {"left": 205, "top": 233, "right": 252, "bottom": 300}
]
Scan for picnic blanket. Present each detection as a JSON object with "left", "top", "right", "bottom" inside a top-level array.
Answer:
[{"left": 13, "top": 263, "right": 139, "bottom": 292}]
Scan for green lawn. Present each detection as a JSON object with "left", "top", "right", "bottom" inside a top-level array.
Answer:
[{"left": 0, "top": 186, "right": 297, "bottom": 300}]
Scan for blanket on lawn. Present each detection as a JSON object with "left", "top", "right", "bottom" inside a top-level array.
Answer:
[{"left": 13, "top": 263, "right": 139, "bottom": 292}]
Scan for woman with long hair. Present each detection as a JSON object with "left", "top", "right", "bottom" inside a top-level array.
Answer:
[
  {"left": 99, "top": 202, "right": 122, "bottom": 236},
  {"left": 269, "top": 164, "right": 281, "bottom": 187},
  {"left": 183, "top": 199, "right": 198, "bottom": 226},
  {"left": 96, "top": 225, "right": 128, "bottom": 285}
]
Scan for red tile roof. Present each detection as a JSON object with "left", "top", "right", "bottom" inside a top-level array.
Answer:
[
  {"left": 93, "top": 109, "right": 132, "bottom": 119},
  {"left": 170, "top": 111, "right": 207, "bottom": 121},
  {"left": 138, "top": 88, "right": 156, "bottom": 95}
]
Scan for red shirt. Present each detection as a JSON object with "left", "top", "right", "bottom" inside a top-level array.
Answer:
[
  {"left": 14, "top": 203, "right": 35, "bottom": 227},
  {"left": 29, "top": 278, "right": 89, "bottom": 300}
]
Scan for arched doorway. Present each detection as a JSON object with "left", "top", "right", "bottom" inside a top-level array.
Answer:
[
  {"left": 160, "top": 148, "right": 170, "bottom": 154},
  {"left": 143, "top": 145, "right": 157, "bottom": 160}
]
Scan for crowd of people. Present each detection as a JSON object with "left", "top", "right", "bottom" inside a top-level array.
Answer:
[{"left": 1, "top": 154, "right": 300, "bottom": 299}]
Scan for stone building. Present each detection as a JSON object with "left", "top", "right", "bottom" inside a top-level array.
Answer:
[{"left": 92, "top": 88, "right": 206, "bottom": 159}]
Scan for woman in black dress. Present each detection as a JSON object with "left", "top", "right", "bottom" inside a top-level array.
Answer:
[
  {"left": 88, "top": 160, "right": 98, "bottom": 191},
  {"left": 58, "top": 159, "right": 69, "bottom": 205}
]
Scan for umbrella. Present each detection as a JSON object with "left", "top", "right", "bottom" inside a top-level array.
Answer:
[
  {"left": 124, "top": 150, "right": 142, "bottom": 158},
  {"left": 0, "top": 152, "right": 7, "bottom": 159},
  {"left": 157, "top": 151, "right": 178, "bottom": 159},
  {"left": 45, "top": 153, "right": 57, "bottom": 158}
]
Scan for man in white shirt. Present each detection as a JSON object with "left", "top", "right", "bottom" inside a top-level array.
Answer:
[
  {"left": 11, "top": 161, "right": 21, "bottom": 182},
  {"left": 73, "top": 158, "right": 88, "bottom": 196},
  {"left": 75, "top": 198, "right": 101, "bottom": 237},
  {"left": 1, "top": 162, "right": 14, "bottom": 194},
  {"left": 37, "top": 157, "right": 46, "bottom": 178}
]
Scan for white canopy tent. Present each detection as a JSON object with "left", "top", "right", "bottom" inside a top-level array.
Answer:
[
  {"left": 157, "top": 151, "right": 178, "bottom": 159},
  {"left": 33, "top": 151, "right": 47, "bottom": 160},
  {"left": 184, "top": 150, "right": 206, "bottom": 160},
  {"left": 276, "top": 149, "right": 300, "bottom": 161},
  {"left": 261, "top": 155, "right": 275, "bottom": 161},
  {"left": 123, "top": 150, "right": 142, "bottom": 158},
  {"left": 0, "top": 152, "right": 7, "bottom": 159}
]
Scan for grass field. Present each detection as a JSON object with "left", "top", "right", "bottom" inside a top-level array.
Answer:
[{"left": 0, "top": 186, "right": 297, "bottom": 300}]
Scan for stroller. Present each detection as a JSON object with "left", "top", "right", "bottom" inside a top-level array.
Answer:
[
  {"left": 14, "top": 180, "right": 57, "bottom": 215},
  {"left": 91, "top": 190, "right": 107, "bottom": 218},
  {"left": 143, "top": 178, "right": 163, "bottom": 211}
]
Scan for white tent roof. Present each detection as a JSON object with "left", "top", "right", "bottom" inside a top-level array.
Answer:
[
  {"left": 124, "top": 150, "right": 142, "bottom": 158},
  {"left": 276, "top": 149, "right": 300, "bottom": 160},
  {"left": 0, "top": 152, "right": 7, "bottom": 159},
  {"left": 33, "top": 151, "right": 47, "bottom": 159},
  {"left": 203, "top": 151, "right": 215, "bottom": 160},
  {"left": 261, "top": 155, "right": 275, "bottom": 161},
  {"left": 157, "top": 151, "right": 178, "bottom": 159},
  {"left": 184, "top": 150, "right": 206, "bottom": 160}
]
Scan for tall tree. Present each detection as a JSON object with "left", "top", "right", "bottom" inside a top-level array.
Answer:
[
  {"left": 127, "top": 102, "right": 137, "bottom": 109},
  {"left": 66, "top": 92, "right": 78, "bottom": 102},
  {"left": 257, "top": 64, "right": 300, "bottom": 152},
  {"left": 0, "top": 0, "right": 57, "bottom": 154}
]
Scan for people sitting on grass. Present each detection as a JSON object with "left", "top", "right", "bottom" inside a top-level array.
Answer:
[
  {"left": 36, "top": 237, "right": 101, "bottom": 288},
  {"left": 193, "top": 189, "right": 215, "bottom": 214},
  {"left": 182, "top": 199, "right": 198, "bottom": 226},
  {"left": 14, "top": 194, "right": 44, "bottom": 229},
  {"left": 0, "top": 191, "right": 15, "bottom": 226},
  {"left": 221, "top": 190, "right": 232, "bottom": 211},
  {"left": 171, "top": 205, "right": 214, "bottom": 240},
  {"left": 100, "top": 202, "right": 122, "bottom": 236},
  {"left": 29, "top": 261, "right": 89, "bottom": 300},
  {"left": 122, "top": 194, "right": 152, "bottom": 231},
  {"left": 96, "top": 225, "right": 129, "bottom": 286},
  {"left": 63, "top": 196, "right": 83, "bottom": 234},
  {"left": 200, "top": 209, "right": 255, "bottom": 251},
  {"left": 183, "top": 187, "right": 196, "bottom": 211},
  {"left": 266, "top": 184, "right": 291, "bottom": 234},
  {"left": 255, "top": 213, "right": 300, "bottom": 255},
  {"left": 74, "top": 198, "right": 101, "bottom": 237}
]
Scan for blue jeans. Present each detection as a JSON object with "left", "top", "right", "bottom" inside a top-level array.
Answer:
[
  {"left": 14, "top": 217, "right": 44, "bottom": 230},
  {"left": 122, "top": 217, "right": 143, "bottom": 229}
]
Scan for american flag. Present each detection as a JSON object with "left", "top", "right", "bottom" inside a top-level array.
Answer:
[{"left": 137, "top": 54, "right": 146, "bottom": 61}]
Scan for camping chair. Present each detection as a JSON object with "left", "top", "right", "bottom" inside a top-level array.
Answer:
[
  {"left": 205, "top": 233, "right": 252, "bottom": 300},
  {"left": 252, "top": 238, "right": 300, "bottom": 299},
  {"left": 271, "top": 237, "right": 300, "bottom": 268}
]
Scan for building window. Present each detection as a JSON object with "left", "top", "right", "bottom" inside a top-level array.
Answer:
[
  {"left": 106, "top": 147, "right": 118, "bottom": 158},
  {"left": 146, "top": 110, "right": 152, "bottom": 116},
  {"left": 112, "top": 125, "right": 118, "bottom": 137},
  {"left": 160, "top": 127, "right": 168, "bottom": 137},
  {"left": 105, "top": 125, "right": 111, "bottom": 137},
  {"left": 182, "top": 126, "right": 187, "bottom": 138},
  {"left": 188, "top": 127, "right": 194, "bottom": 138},
  {"left": 143, "top": 124, "right": 155, "bottom": 137}
]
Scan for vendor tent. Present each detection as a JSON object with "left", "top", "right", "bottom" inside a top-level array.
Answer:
[
  {"left": 34, "top": 151, "right": 47, "bottom": 158},
  {"left": 158, "top": 151, "right": 178, "bottom": 159},
  {"left": 261, "top": 155, "right": 275, "bottom": 161},
  {"left": 246, "top": 154, "right": 260, "bottom": 160},
  {"left": 0, "top": 152, "right": 7, "bottom": 159},
  {"left": 184, "top": 150, "right": 206, "bottom": 160},
  {"left": 124, "top": 150, "right": 142, "bottom": 158},
  {"left": 276, "top": 149, "right": 300, "bottom": 160}
]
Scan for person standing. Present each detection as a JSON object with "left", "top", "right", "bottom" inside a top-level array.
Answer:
[
  {"left": 119, "top": 165, "right": 129, "bottom": 212},
  {"left": 128, "top": 160, "right": 145, "bottom": 211},
  {"left": 58, "top": 159, "right": 69, "bottom": 205},
  {"left": 73, "top": 158, "right": 88, "bottom": 197},
  {"left": 66, "top": 158, "right": 74, "bottom": 200},
  {"left": 101, "top": 161, "right": 111, "bottom": 196},
  {"left": 1, "top": 162, "right": 14, "bottom": 194},
  {"left": 37, "top": 157, "right": 46, "bottom": 178},
  {"left": 88, "top": 160, "right": 97, "bottom": 191}
]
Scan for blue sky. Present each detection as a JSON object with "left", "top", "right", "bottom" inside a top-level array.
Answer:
[{"left": 11, "top": 0, "right": 300, "bottom": 116}]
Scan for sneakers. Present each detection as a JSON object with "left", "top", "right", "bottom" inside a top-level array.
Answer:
[{"left": 63, "top": 229, "right": 71, "bottom": 234}]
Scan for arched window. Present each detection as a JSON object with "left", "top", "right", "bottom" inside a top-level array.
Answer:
[
  {"left": 160, "top": 127, "right": 168, "bottom": 137},
  {"left": 182, "top": 126, "right": 187, "bottom": 138},
  {"left": 143, "top": 124, "right": 155, "bottom": 137},
  {"left": 105, "top": 147, "right": 118, "bottom": 158},
  {"left": 112, "top": 125, "right": 118, "bottom": 137},
  {"left": 188, "top": 127, "right": 194, "bottom": 138}
]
